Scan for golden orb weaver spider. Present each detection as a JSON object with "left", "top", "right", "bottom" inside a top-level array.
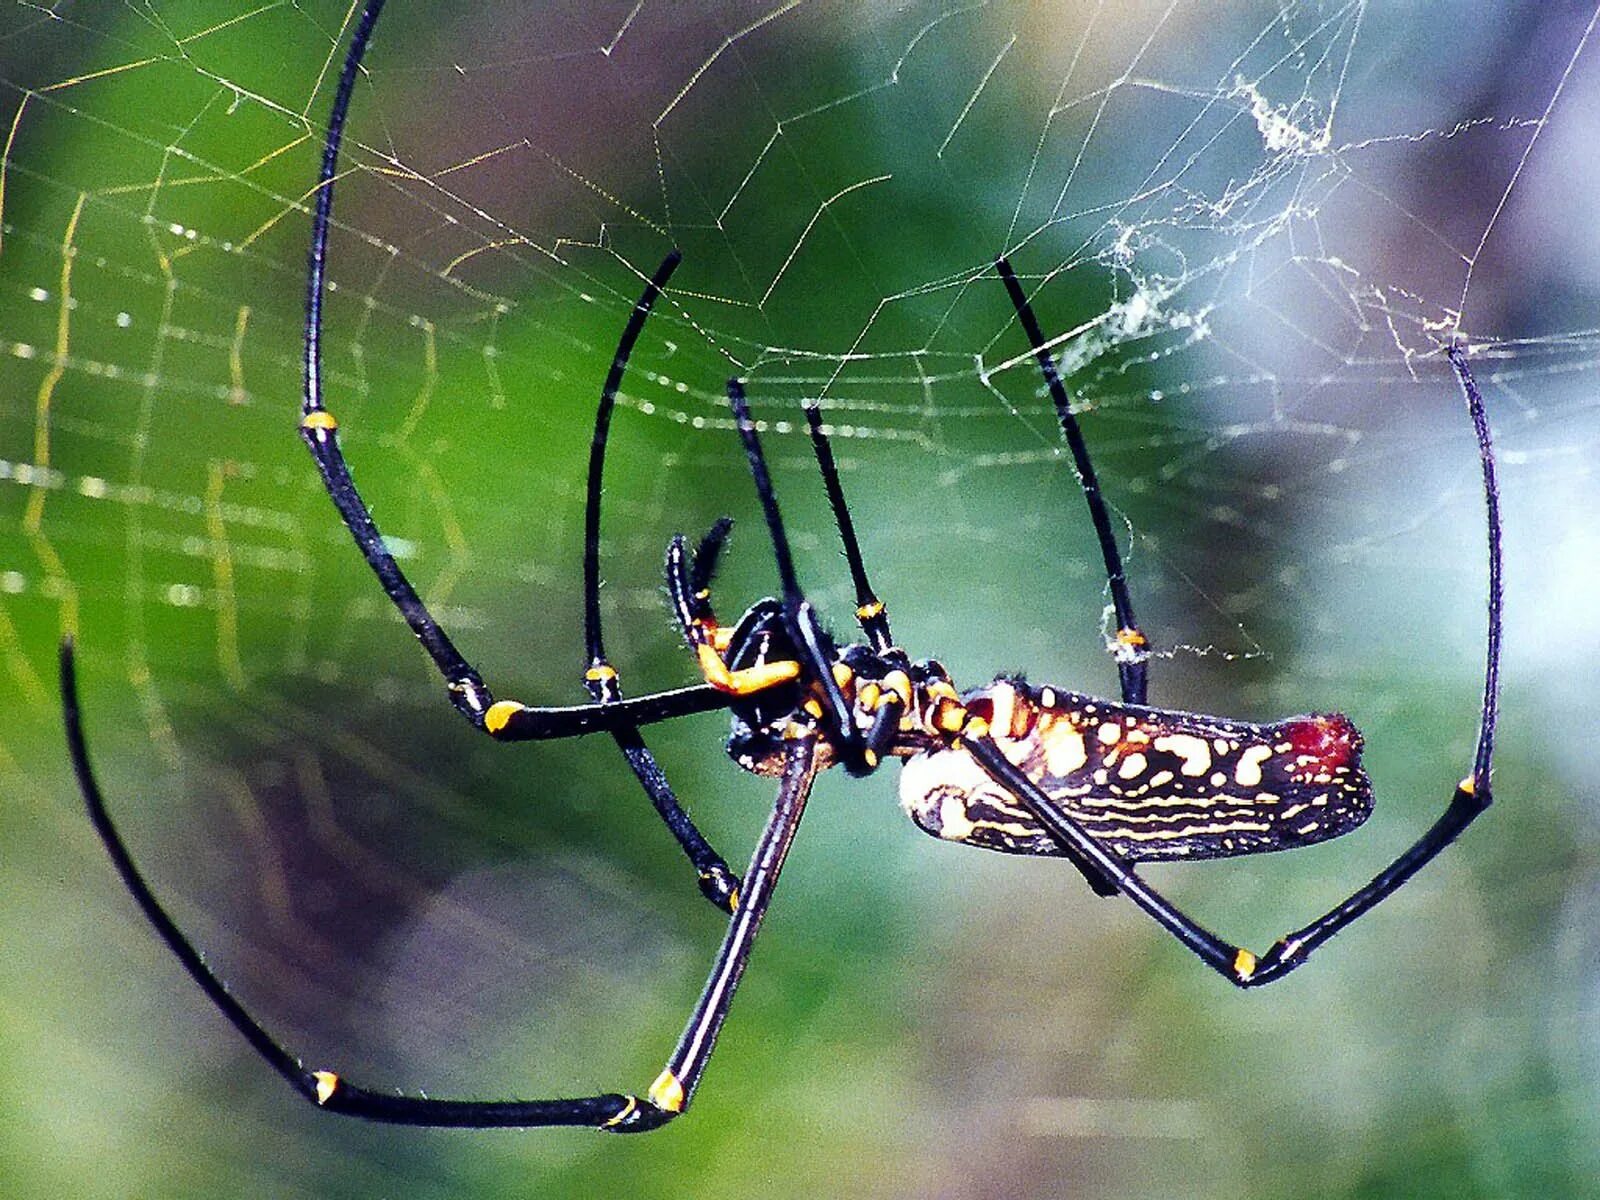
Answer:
[{"left": 62, "top": 0, "right": 1504, "bottom": 1133}]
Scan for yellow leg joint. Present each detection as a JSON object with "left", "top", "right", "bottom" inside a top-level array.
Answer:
[
  {"left": 695, "top": 644, "right": 726, "bottom": 686},
  {"left": 648, "top": 1068, "right": 685, "bottom": 1113},
  {"left": 1458, "top": 775, "right": 1476, "bottom": 796},
  {"left": 856, "top": 599, "right": 885, "bottom": 621},
  {"left": 585, "top": 663, "right": 618, "bottom": 683},
  {"left": 1233, "top": 948, "right": 1258, "bottom": 981},
  {"left": 881, "top": 670, "right": 912, "bottom": 708},
  {"left": 312, "top": 1070, "right": 340, "bottom": 1105},
  {"left": 696, "top": 644, "right": 800, "bottom": 695},
  {"left": 301, "top": 410, "right": 338, "bottom": 431},
  {"left": 484, "top": 700, "right": 525, "bottom": 734},
  {"left": 934, "top": 698, "right": 968, "bottom": 734},
  {"left": 1116, "top": 627, "right": 1147, "bottom": 647}
]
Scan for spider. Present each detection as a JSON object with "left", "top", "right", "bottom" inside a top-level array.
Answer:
[{"left": 62, "top": 0, "right": 1504, "bottom": 1134}]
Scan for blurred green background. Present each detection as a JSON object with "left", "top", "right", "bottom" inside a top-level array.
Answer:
[{"left": 2, "top": 3, "right": 1597, "bottom": 1197}]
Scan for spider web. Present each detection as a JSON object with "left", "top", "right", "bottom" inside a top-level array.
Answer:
[{"left": 3, "top": 3, "right": 1598, "bottom": 1198}]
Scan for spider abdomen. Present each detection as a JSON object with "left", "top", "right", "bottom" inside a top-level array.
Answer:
[{"left": 897, "top": 680, "right": 1373, "bottom": 863}]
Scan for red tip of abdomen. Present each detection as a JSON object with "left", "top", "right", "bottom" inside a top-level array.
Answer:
[{"left": 1282, "top": 712, "right": 1363, "bottom": 777}]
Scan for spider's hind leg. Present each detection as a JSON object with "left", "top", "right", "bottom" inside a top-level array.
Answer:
[{"left": 956, "top": 342, "right": 1505, "bottom": 979}]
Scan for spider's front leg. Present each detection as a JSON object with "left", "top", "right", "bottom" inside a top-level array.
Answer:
[
  {"left": 665, "top": 523, "right": 801, "bottom": 698},
  {"left": 579, "top": 251, "right": 743, "bottom": 914},
  {"left": 300, "top": 354, "right": 736, "bottom": 743},
  {"left": 299, "top": 15, "right": 728, "bottom": 750},
  {"left": 65, "top": 632, "right": 821, "bottom": 1130}
]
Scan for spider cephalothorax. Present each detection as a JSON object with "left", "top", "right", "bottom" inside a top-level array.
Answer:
[{"left": 63, "top": 0, "right": 1503, "bottom": 1135}]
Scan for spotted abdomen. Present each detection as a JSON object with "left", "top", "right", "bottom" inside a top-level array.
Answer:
[{"left": 898, "top": 680, "right": 1373, "bottom": 863}]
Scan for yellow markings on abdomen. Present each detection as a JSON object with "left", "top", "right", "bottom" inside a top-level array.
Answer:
[
  {"left": 987, "top": 683, "right": 1016, "bottom": 741},
  {"left": 936, "top": 793, "right": 979, "bottom": 841},
  {"left": 900, "top": 684, "right": 1372, "bottom": 866},
  {"left": 1042, "top": 724, "right": 1088, "bottom": 775},
  {"left": 1234, "top": 744, "right": 1273, "bottom": 787},
  {"left": 1117, "top": 751, "right": 1148, "bottom": 780},
  {"left": 1152, "top": 733, "right": 1212, "bottom": 776},
  {"left": 901, "top": 745, "right": 1060, "bottom": 847}
]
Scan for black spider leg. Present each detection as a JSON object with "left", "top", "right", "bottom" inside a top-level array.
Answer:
[
  {"left": 63, "top": 638, "right": 818, "bottom": 1129},
  {"left": 297, "top": 0, "right": 731, "bottom": 744},
  {"left": 581, "top": 250, "right": 739, "bottom": 913},
  {"left": 726, "top": 381, "right": 871, "bottom": 773},
  {"left": 802, "top": 403, "right": 924, "bottom": 769},
  {"left": 995, "top": 258, "right": 1149, "bottom": 705},
  {"left": 662, "top": 518, "right": 804, "bottom": 706},
  {"left": 647, "top": 735, "right": 818, "bottom": 1118},
  {"left": 663, "top": 520, "right": 735, "bottom": 644},
  {"left": 803, "top": 404, "right": 893, "bottom": 653},
  {"left": 956, "top": 343, "right": 1504, "bottom": 986}
]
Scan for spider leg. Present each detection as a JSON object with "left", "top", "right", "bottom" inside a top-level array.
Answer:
[
  {"left": 951, "top": 344, "right": 1503, "bottom": 984},
  {"left": 801, "top": 403, "right": 928, "bottom": 769},
  {"left": 960, "top": 723, "right": 1489, "bottom": 986},
  {"left": 727, "top": 381, "right": 875, "bottom": 773},
  {"left": 597, "top": 729, "right": 739, "bottom": 912},
  {"left": 684, "top": 517, "right": 748, "bottom": 660},
  {"left": 298, "top": 0, "right": 731, "bottom": 745},
  {"left": 666, "top": 531, "right": 802, "bottom": 696},
  {"left": 582, "top": 249, "right": 684, "bottom": 678},
  {"left": 644, "top": 735, "right": 818, "bottom": 1119},
  {"left": 64, "top": 636, "right": 818, "bottom": 1129},
  {"left": 582, "top": 250, "right": 739, "bottom": 913},
  {"left": 996, "top": 257, "right": 1149, "bottom": 705},
  {"left": 803, "top": 403, "right": 893, "bottom": 652}
]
